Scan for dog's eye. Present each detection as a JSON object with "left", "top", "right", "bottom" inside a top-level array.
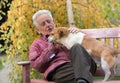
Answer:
[{"left": 51, "top": 33, "right": 54, "bottom": 35}]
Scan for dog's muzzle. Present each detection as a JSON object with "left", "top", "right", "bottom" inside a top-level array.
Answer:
[{"left": 47, "top": 36, "right": 54, "bottom": 42}]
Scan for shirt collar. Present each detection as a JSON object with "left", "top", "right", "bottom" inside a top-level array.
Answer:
[{"left": 41, "top": 34, "right": 49, "bottom": 41}]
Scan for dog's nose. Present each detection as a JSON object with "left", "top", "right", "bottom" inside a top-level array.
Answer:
[{"left": 47, "top": 36, "right": 53, "bottom": 42}]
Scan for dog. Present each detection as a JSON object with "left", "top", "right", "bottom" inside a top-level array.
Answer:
[{"left": 48, "top": 27, "right": 120, "bottom": 81}]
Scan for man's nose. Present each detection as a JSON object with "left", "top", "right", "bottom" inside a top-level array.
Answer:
[{"left": 45, "top": 21, "right": 50, "bottom": 26}]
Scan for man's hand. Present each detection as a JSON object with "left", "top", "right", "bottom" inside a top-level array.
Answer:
[
  {"left": 53, "top": 41, "right": 63, "bottom": 50},
  {"left": 68, "top": 27, "right": 80, "bottom": 33}
]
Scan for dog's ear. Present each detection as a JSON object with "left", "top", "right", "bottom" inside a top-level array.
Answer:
[
  {"left": 59, "top": 30, "right": 64, "bottom": 37},
  {"left": 59, "top": 27, "right": 69, "bottom": 37}
]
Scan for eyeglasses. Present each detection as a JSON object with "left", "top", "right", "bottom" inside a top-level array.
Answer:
[{"left": 39, "top": 19, "right": 53, "bottom": 27}]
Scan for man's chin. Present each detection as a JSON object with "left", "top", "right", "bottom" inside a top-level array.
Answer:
[{"left": 46, "top": 33, "right": 50, "bottom": 35}]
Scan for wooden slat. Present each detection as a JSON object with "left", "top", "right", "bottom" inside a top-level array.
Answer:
[
  {"left": 110, "top": 38, "right": 114, "bottom": 47},
  {"left": 81, "top": 28, "right": 120, "bottom": 38},
  {"left": 101, "top": 39, "right": 105, "bottom": 44}
]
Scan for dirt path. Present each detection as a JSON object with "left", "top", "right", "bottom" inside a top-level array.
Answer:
[
  {"left": 0, "top": 65, "right": 12, "bottom": 83},
  {"left": 0, "top": 54, "right": 12, "bottom": 83}
]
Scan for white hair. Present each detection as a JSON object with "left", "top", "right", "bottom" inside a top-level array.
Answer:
[{"left": 32, "top": 10, "right": 53, "bottom": 27}]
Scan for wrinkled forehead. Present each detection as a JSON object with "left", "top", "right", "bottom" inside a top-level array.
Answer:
[{"left": 36, "top": 14, "right": 52, "bottom": 22}]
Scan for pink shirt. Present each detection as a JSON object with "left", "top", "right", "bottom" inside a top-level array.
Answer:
[{"left": 29, "top": 36, "right": 71, "bottom": 79}]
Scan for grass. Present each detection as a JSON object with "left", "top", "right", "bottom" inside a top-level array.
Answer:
[
  {"left": 0, "top": 53, "right": 6, "bottom": 70},
  {"left": 0, "top": 60, "right": 3, "bottom": 70},
  {"left": 93, "top": 76, "right": 120, "bottom": 80}
]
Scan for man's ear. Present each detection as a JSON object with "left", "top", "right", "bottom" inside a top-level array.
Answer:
[
  {"left": 53, "top": 19, "right": 56, "bottom": 24},
  {"left": 53, "top": 20, "right": 56, "bottom": 26},
  {"left": 36, "top": 28, "right": 40, "bottom": 34}
]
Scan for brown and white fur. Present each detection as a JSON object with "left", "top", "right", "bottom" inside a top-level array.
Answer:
[{"left": 48, "top": 27, "right": 120, "bottom": 81}]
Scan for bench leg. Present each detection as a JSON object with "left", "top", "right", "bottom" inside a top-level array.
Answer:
[{"left": 22, "top": 64, "right": 30, "bottom": 83}]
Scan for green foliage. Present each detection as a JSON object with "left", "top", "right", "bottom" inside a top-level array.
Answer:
[
  {"left": 96, "top": 0, "right": 120, "bottom": 26},
  {"left": 30, "top": 67, "right": 43, "bottom": 79},
  {"left": 0, "top": 0, "right": 11, "bottom": 24},
  {"left": 72, "top": 0, "right": 120, "bottom": 28},
  {"left": 0, "top": 60, "right": 3, "bottom": 70},
  {"left": 93, "top": 76, "right": 120, "bottom": 80}
]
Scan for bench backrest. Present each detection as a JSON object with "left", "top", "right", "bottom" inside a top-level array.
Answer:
[
  {"left": 82, "top": 28, "right": 120, "bottom": 47},
  {"left": 81, "top": 28, "right": 120, "bottom": 76}
]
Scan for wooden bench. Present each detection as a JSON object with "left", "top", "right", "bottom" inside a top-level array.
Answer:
[{"left": 18, "top": 28, "right": 120, "bottom": 83}]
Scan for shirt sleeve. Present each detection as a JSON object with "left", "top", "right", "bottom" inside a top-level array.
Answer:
[{"left": 29, "top": 41, "right": 57, "bottom": 73}]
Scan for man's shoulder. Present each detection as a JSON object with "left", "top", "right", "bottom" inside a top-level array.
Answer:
[
  {"left": 34, "top": 38, "right": 42, "bottom": 42},
  {"left": 31, "top": 38, "right": 42, "bottom": 46}
]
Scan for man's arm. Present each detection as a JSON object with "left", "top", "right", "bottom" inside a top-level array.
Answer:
[{"left": 29, "top": 42, "right": 57, "bottom": 73}]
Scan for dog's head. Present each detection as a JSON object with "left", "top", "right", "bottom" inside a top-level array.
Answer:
[{"left": 48, "top": 27, "right": 69, "bottom": 43}]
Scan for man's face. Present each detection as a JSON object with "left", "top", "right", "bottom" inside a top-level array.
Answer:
[{"left": 36, "top": 14, "right": 55, "bottom": 36}]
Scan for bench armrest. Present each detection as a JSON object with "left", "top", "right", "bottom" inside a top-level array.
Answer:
[
  {"left": 18, "top": 61, "right": 30, "bottom": 65},
  {"left": 18, "top": 61, "right": 30, "bottom": 83}
]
